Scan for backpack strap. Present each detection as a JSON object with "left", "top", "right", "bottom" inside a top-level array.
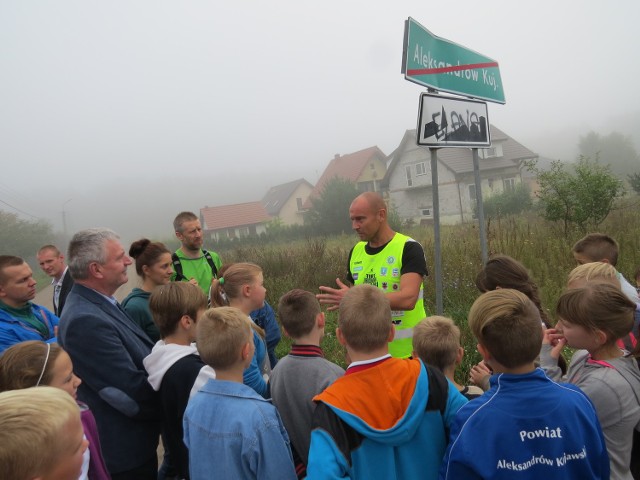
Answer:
[
  {"left": 171, "top": 252, "right": 185, "bottom": 282},
  {"left": 201, "top": 249, "right": 218, "bottom": 278},
  {"left": 424, "top": 363, "right": 450, "bottom": 442},
  {"left": 425, "top": 363, "right": 449, "bottom": 415},
  {"left": 172, "top": 250, "right": 218, "bottom": 282}
]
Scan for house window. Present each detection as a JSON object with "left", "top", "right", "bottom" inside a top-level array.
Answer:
[
  {"left": 481, "top": 147, "right": 497, "bottom": 158},
  {"left": 503, "top": 177, "right": 516, "bottom": 192},
  {"left": 415, "top": 162, "right": 427, "bottom": 176},
  {"left": 405, "top": 165, "right": 413, "bottom": 187},
  {"left": 468, "top": 184, "right": 477, "bottom": 202},
  {"left": 296, "top": 197, "right": 303, "bottom": 210},
  {"left": 420, "top": 207, "right": 432, "bottom": 217}
]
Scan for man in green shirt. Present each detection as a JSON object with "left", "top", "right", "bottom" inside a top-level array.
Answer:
[
  {"left": 317, "top": 192, "right": 428, "bottom": 358},
  {"left": 0, "top": 255, "right": 58, "bottom": 353},
  {"left": 171, "top": 211, "right": 222, "bottom": 294}
]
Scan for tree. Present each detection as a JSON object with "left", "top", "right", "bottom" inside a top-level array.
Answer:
[
  {"left": 305, "top": 177, "right": 359, "bottom": 235},
  {"left": 0, "top": 210, "right": 54, "bottom": 259},
  {"left": 479, "top": 183, "right": 532, "bottom": 218},
  {"left": 578, "top": 131, "right": 640, "bottom": 178},
  {"left": 628, "top": 172, "right": 640, "bottom": 195},
  {"left": 525, "top": 156, "right": 625, "bottom": 235}
]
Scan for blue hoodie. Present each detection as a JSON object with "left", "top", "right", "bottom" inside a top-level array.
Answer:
[{"left": 307, "top": 357, "right": 466, "bottom": 480}]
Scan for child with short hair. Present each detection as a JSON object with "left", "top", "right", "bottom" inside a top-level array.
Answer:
[
  {"left": 270, "top": 289, "right": 344, "bottom": 477},
  {"left": 0, "top": 341, "right": 109, "bottom": 480},
  {"left": 183, "top": 307, "right": 296, "bottom": 480},
  {"left": 541, "top": 282, "right": 640, "bottom": 479},
  {"left": 307, "top": 284, "right": 466, "bottom": 480},
  {"left": 441, "top": 288, "right": 610, "bottom": 479},
  {"left": 0, "top": 386, "right": 88, "bottom": 480},
  {"left": 413, "top": 316, "right": 483, "bottom": 400},
  {"left": 470, "top": 254, "right": 567, "bottom": 390},
  {"left": 572, "top": 233, "right": 639, "bottom": 302},
  {"left": 143, "top": 281, "right": 211, "bottom": 480}
]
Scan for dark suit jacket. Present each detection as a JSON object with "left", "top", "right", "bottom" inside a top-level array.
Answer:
[
  {"left": 59, "top": 284, "right": 161, "bottom": 475},
  {"left": 54, "top": 268, "right": 74, "bottom": 317}
]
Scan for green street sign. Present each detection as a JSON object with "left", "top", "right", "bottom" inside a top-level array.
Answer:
[{"left": 402, "top": 17, "right": 505, "bottom": 104}]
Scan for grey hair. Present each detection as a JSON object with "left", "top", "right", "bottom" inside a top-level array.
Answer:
[{"left": 67, "top": 228, "right": 120, "bottom": 280}]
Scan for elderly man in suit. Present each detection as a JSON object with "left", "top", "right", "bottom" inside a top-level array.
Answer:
[
  {"left": 59, "top": 228, "right": 161, "bottom": 480},
  {"left": 37, "top": 244, "right": 75, "bottom": 316}
]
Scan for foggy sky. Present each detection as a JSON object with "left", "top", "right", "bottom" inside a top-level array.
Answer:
[{"left": 1, "top": 0, "right": 639, "bottom": 242}]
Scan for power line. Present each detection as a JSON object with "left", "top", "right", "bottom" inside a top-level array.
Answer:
[{"left": 0, "top": 197, "right": 42, "bottom": 221}]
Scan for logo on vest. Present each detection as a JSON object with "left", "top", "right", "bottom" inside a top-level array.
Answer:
[
  {"left": 392, "top": 284, "right": 399, "bottom": 291},
  {"left": 364, "top": 273, "right": 377, "bottom": 287},
  {"left": 380, "top": 267, "right": 388, "bottom": 276},
  {"left": 392, "top": 268, "right": 400, "bottom": 277},
  {"left": 386, "top": 256, "right": 396, "bottom": 265},
  {"left": 353, "top": 266, "right": 363, "bottom": 272},
  {"left": 353, "top": 273, "right": 359, "bottom": 281},
  {"left": 381, "top": 282, "right": 388, "bottom": 290}
]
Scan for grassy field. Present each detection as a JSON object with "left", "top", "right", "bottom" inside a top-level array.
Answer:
[{"left": 219, "top": 207, "right": 640, "bottom": 383}]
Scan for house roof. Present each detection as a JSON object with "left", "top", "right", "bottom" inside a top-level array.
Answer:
[
  {"left": 304, "top": 146, "right": 386, "bottom": 208},
  {"left": 200, "top": 202, "right": 271, "bottom": 231},
  {"left": 381, "top": 125, "right": 537, "bottom": 186},
  {"left": 262, "top": 178, "right": 313, "bottom": 215}
]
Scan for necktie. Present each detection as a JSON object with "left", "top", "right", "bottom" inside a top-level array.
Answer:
[{"left": 53, "top": 283, "right": 62, "bottom": 311}]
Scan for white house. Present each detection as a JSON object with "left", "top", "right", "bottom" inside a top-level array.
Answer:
[{"left": 381, "top": 125, "right": 538, "bottom": 225}]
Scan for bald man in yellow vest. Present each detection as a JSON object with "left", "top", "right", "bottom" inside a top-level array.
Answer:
[{"left": 318, "top": 192, "right": 428, "bottom": 358}]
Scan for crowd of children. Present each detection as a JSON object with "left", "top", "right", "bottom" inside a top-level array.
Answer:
[{"left": 1, "top": 232, "right": 640, "bottom": 480}]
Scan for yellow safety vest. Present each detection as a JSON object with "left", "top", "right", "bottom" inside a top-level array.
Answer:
[{"left": 350, "top": 233, "right": 426, "bottom": 358}]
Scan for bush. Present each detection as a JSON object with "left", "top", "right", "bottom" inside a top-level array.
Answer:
[{"left": 481, "top": 183, "right": 532, "bottom": 218}]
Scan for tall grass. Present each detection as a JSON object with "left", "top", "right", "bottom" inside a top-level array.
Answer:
[{"left": 219, "top": 207, "right": 640, "bottom": 381}]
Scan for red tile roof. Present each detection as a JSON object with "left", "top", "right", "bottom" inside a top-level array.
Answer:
[
  {"left": 200, "top": 202, "right": 271, "bottom": 231},
  {"left": 304, "top": 146, "right": 386, "bottom": 208}
]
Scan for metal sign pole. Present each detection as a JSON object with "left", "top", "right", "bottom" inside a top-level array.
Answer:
[
  {"left": 430, "top": 147, "right": 443, "bottom": 315},
  {"left": 472, "top": 148, "right": 488, "bottom": 264}
]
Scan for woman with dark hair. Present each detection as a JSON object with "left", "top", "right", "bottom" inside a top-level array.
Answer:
[
  {"left": 475, "top": 254, "right": 552, "bottom": 328},
  {"left": 470, "top": 254, "right": 567, "bottom": 388},
  {"left": 122, "top": 239, "right": 173, "bottom": 343}
]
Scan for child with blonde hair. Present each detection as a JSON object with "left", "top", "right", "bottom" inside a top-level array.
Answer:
[
  {"left": 0, "top": 386, "right": 88, "bottom": 480},
  {"left": 413, "top": 316, "right": 483, "bottom": 400},
  {"left": 210, "top": 262, "right": 270, "bottom": 397},
  {"left": 183, "top": 307, "right": 296, "bottom": 480},
  {"left": 572, "top": 233, "right": 639, "bottom": 303},
  {"left": 0, "top": 341, "right": 109, "bottom": 479},
  {"left": 442, "top": 289, "right": 609, "bottom": 479},
  {"left": 541, "top": 282, "right": 640, "bottom": 479},
  {"left": 307, "top": 285, "right": 466, "bottom": 480},
  {"left": 567, "top": 262, "right": 639, "bottom": 353}
]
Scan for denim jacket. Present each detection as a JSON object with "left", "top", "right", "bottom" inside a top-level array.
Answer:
[{"left": 183, "top": 379, "right": 297, "bottom": 480}]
